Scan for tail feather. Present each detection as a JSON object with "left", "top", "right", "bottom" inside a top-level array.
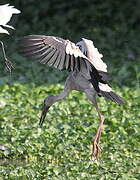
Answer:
[{"left": 100, "top": 91, "right": 124, "bottom": 104}]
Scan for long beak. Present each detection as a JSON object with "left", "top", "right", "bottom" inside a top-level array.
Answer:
[{"left": 39, "top": 104, "right": 50, "bottom": 126}]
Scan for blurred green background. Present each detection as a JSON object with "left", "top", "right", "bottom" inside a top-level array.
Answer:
[{"left": 0, "top": 0, "right": 140, "bottom": 179}]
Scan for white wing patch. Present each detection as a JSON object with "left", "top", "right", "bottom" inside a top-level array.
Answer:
[
  {"left": 82, "top": 38, "right": 107, "bottom": 72},
  {"left": 66, "top": 41, "right": 88, "bottom": 59},
  {"left": 99, "top": 83, "right": 112, "bottom": 92}
]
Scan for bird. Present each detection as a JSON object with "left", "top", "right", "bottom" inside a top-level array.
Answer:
[
  {"left": 18, "top": 35, "right": 124, "bottom": 160},
  {"left": 0, "top": 3, "right": 21, "bottom": 35},
  {"left": 0, "top": 4, "right": 20, "bottom": 72}
]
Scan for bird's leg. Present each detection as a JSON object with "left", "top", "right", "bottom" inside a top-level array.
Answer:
[
  {"left": 85, "top": 89, "right": 105, "bottom": 160},
  {"left": 0, "top": 41, "right": 14, "bottom": 72},
  {"left": 91, "top": 105, "right": 105, "bottom": 160}
]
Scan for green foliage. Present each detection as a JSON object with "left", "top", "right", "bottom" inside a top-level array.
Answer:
[{"left": 0, "top": 84, "right": 140, "bottom": 179}]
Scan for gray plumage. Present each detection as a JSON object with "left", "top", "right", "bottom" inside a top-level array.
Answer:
[{"left": 19, "top": 35, "right": 124, "bottom": 160}]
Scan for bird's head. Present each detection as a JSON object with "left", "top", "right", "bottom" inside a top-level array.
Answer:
[
  {"left": 44, "top": 95, "right": 56, "bottom": 106},
  {"left": 39, "top": 95, "right": 55, "bottom": 126}
]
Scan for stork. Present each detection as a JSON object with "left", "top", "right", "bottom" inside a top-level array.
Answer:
[{"left": 19, "top": 35, "right": 124, "bottom": 160}]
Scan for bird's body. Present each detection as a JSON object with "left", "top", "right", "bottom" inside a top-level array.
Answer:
[{"left": 19, "top": 35, "right": 124, "bottom": 159}]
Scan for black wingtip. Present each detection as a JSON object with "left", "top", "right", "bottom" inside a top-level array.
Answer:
[
  {"left": 100, "top": 91, "right": 125, "bottom": 104},
  {"left": 98, "top": 71, "right": 112, "bottom": 81}
]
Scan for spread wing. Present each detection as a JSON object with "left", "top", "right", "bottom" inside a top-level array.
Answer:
[
  {"left": 18, "top": 35, "right": 124, "bottom": 104},
  {"left": 19, "top": 35, "right": 102, "bottom": 92},
  {"left": 19, "top": 35, "right": 93, "bottom": 71}
]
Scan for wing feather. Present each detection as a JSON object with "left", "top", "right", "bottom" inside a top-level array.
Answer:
[
  {"left": 58, "top": 51, "right": 66, "bottom": 70},
  {"left": 47, "top": 50, "right": 59, "bottom": 66},
  {"left": 23, "top": 45, "right": 49, "bottom": 57},
  {"left": 44, "top": 48, "right": 57, "bottom": 63},
  {"left": 65, "top": 54, "right": 70, "bottom": 69},
  {"left": 35, "top": 47, "right": 53, "bottom": 62},
  {"left": 70, "top": 55, "right": 75, "bottom": 71},
  {"left": 53, "top": 51, "right": 62, "bottom": 68},
  {"left": 19, "top": 35, "right": 90, "bottom": 71}
]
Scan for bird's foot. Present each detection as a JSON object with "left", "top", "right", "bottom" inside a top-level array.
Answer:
[
  {"left": 91, "top": 115, "right": 105, "bottom": 160},
  {"left": 91, "top": 138, "right": 102, "bottom": 161}
]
